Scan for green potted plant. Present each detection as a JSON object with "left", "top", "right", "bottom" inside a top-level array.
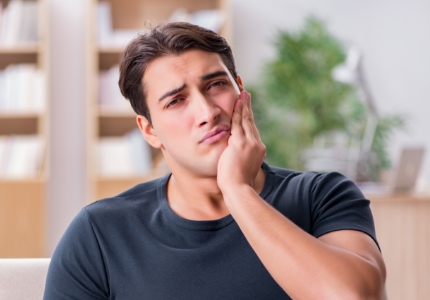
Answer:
[{"left": 251, "top": 16, "right": 405, "bottom": 181}]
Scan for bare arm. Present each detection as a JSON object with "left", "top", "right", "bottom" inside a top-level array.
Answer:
[{"left": 217, "top": 91, "right": 386, "bottom": 300}]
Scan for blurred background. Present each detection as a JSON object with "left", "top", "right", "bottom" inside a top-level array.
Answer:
[{"left": 0, "top": 0, "right": 428, "bottom": 299}]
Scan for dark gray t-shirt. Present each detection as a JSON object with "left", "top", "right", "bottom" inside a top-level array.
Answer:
[{"left": 44, "top": 163, "right": 378, "bottom": 299}]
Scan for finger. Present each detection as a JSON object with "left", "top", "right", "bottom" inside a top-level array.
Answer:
[
  {"left": 241, "top": 97, "right": 255, "bottom": 139},
  {"left": 245, "top": 91, "right": 255, "bottom": 122},
  {"left": 243, "top": 91, "right": 257, "bottom": 132},
  {"left": 242, "top": 91, "right": 261, "bottom": 140},
  {"left": 242, "top": 91, "right": 265, "bottom": 146},
  {"left": 230, "top": 99, "right": 244, "bottom": 137}
]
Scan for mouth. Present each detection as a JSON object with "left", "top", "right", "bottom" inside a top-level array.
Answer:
[{"left": 199, "top": 124, "right": 230, "bottom": 144}]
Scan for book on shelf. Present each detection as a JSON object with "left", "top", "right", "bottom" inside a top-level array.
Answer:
[
  {"left": 19, "top": 0, "right": 38, "bottom": 42},
  {"left": 97, "top": 1, "right": 112, "bottom": 45},
  {"left": 97, "top": 128, "right": 153, "bottom": 177},
  {"left": 98, "top": 65, "right": 132, "bottom": 113},
  {"left": 0, "top": 135, "right": 44, "bottom": 179},
  {"left": 0, "top": 136, "right": 7, "bottom": 172},
  {"left": 0, "top": 0, "right": 38, "bottom": 46},
  {"left": 0, "top": 64, "right": 45, "bottom": 113}
]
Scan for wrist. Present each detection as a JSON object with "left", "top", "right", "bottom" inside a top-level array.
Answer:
[{"left": 221, "top": 183, "right": 261, "bottom": 210}]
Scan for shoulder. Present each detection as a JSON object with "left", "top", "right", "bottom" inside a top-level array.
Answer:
[
  {"left": 265, "top": 164, "right": 376, "bottom": 241},
  {"left": 85, "top": 175, "right": 167, "bottom": 215},
  {"left": 45, "top": 175, "right": 170, "bottom": 299},
  {"left": 265, "top": 163, "right": 360, "bottom": 197}
]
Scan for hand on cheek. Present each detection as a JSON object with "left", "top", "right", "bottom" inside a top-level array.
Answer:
[{"left": 217, "top": 90, "right": 266, "bottom": 194}]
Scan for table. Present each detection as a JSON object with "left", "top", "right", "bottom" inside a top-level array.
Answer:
[{"left": 366, "top": 193, "right": 430, "bottom": 300}]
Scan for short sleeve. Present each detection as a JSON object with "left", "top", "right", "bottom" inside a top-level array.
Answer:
[
  {"left": 43, "top": 208, "right": 109, "bottom": 300},
  {"left": 309, "top": 172, "right": 379, "bottom": 250}
]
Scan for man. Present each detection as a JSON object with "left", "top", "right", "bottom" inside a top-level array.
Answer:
[{"left": 44, "top": 22, "right": 386, "bottom": 299}]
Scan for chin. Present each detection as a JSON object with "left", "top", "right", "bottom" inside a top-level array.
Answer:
[
  {"left": 164, "top": 143, "right": 227, "bottom": 177},
  {"left": 164, "top": 154, "right": 218, "bottom": 178}
]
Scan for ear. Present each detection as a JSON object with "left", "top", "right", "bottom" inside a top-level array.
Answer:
[
  {"left": 136, "top": 115, "right": 162, "bottom": 149},
  {"left": 237, "top": 75, "right": 244, "bottom": 91}
]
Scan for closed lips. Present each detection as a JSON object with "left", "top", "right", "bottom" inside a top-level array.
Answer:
[{"left": 200, "top": 124, "right": 230, "bottom": 143}]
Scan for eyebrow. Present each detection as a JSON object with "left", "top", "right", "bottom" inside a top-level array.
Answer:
[
  {"left": 158, "top": 83, "right": 186, "bottom": 102},
  {"left": 158, "top": 70, "right": 229, "bottom": 102},
  {"left": 201, "top": 70, "right": 229, "bottom": 81}
]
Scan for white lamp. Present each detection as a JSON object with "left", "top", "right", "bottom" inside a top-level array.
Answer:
[{"left": 332, "top": 46, "right": 379, "bottom": 181}]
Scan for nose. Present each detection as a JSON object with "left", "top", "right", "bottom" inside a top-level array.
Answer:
[{"left": 193, "top": 92, "right": 221, "bottom": 127}]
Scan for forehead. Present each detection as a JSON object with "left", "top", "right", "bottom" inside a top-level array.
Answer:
[{"left": 143, "top": 50, "right": 231, "bottom": 99}]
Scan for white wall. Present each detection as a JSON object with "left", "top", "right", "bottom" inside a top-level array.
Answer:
[
  {"left": 230, "top": 0, "right": 430, "bottom": 185},
  {"left": 47, "top": 0, "right": 87, "bottom": 254}
]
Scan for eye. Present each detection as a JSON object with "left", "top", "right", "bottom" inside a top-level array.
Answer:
[
  {"left": 208, "top": 80, "right": 226, "bottom": 89},
  {"left": 166, "top": 97, "right": 184, "bottom": 109}
]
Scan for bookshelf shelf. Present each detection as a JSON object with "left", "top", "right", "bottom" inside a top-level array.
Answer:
[
  {"left": 99, "top": 114, "right": 137, "bottom": 136},
  {"left": 98, "top": 45, "right": 125, "bottom": 53},
  {"left": 0, "top": 112, "right": 42, "bottom": 118},
  {"left": 0, "top": 52, "right": 38, "bottom": 68},
  {"left": 98, "top": 51, "right": 121, "bottom": 70},
  {"left": 86, "top": 0, "right": 232, "bottom": 202},
  {"left": 0, "top": 114, "right": 40, "bottom": 135},
  {"left": 0, "top": 176, "right": 46, "bottom": 184},
  {"left": 0, "top": 43, "right": 40, "bottom": 54},
  {"left": 0, "top": 0, "right": 48, "bottom": 257}
]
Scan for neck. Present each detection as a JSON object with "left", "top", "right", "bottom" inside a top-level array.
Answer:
[{"left": 166, "top": 167, "right": 266, "bottom": 221}]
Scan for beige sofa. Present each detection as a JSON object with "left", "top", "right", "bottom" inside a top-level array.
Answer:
[{"left": 0, "top": 259, "right": 50, "bottom": 300}]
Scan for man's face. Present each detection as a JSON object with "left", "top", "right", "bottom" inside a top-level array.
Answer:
[{"left": 139, "top": 49, "right": 242, "bottom": 178}]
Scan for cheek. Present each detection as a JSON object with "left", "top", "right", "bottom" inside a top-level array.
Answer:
[
  {"left": 221, "top": 92, "right": 239, "bottom": 118},
  {"left": 155, "top": 114, "right": 193, "bottom": 141}
]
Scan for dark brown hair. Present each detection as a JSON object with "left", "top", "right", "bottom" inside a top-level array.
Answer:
[{"left": 119, "top": 22, "right": 238, "bottom": 125}]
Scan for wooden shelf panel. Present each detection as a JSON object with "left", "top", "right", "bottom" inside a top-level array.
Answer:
[
  {"left": 99, "top": 51, "right": 122, "bottom": 70},
  {"left": 98, "top": 113, "right": 137, "bottom": 136},
  {"left": 0, "top": 177, "right": 46, "bottom": 184},
  {"left": 0, "top": 179, "right": 46, "bottom": 258},
  {"left": 0, "top": 43, "right": 40, "bottom": 54},
  {"left": 0, "top": 113, "right": 41, "bottom": 135},
  {"left": 370, "top": 200, "right": 430, "bottom": 299},
  {"left": 0, "top": 112, "right": 42, "bottom": 118},
  {"left": 0, "top": 52, "right": 38, "bottom": 69}
]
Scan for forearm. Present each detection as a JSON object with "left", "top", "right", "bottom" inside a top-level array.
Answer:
[{"left": 223, "top": 184, "right": 384, "bottom": 300}]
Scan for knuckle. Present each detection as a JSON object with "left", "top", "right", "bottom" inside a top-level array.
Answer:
[{"left": 260, "top": 145, "right": 267, "bottom": 156}]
